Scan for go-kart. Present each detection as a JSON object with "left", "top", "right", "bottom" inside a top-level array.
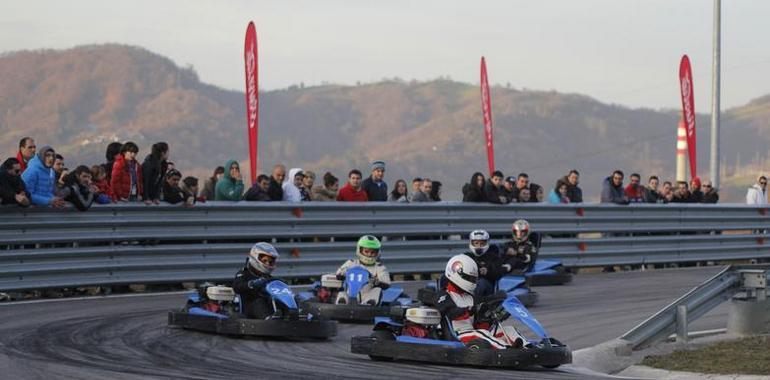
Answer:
[
  {"left": 519, "top": 233, "right": 573, "bottom": 286},
  {"left": 525, "top": 259, "right": 573, "bottom": 286},
  {"left": 168, "top": 281, "right": 337, "bottom": 339},
  {"left": 297, "top": 266, "right": 412, "bottom": 322},
  {"left": 350, "top": 290, "right": 571, "bottom": 369}
]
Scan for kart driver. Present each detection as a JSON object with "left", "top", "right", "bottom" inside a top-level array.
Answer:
[
  {"left": 233, "top": 242, "right": 280, "bottom": 319},
  {"left": 436, "top": 254, "right": 525, "bottom": 349},
  {"left": 499, "top": 219, "right": 540, "bottom": 275},
  {"left": 335, "top": 235, "right": 391, "bottom": 305},
  {"left": 463, "top": 229, "right": 506, "bottom": 298}
]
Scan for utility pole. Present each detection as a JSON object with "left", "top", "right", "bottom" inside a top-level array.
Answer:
[{"left": 710, "top": 0, "right": 721, "bottom": 188}]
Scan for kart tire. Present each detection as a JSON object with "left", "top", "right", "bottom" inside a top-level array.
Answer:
[
  {"left": 369, "top": 330, "right": 395, "bottom": 361},
  {"left": 542, "top": 364, "right": 561, "bottom": 369}
]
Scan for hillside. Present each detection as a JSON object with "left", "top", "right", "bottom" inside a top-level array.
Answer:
[{"left": 1, "top": 44, "right": 768, "bottom": 201}]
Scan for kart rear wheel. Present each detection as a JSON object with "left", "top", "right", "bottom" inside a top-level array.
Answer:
[{"left": 369, "top": 330, "right": 395, "bottom": 361}]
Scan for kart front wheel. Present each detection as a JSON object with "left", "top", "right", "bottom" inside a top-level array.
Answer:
[{"left": 369, "top": 330, "right": 395, "bottom": 361}]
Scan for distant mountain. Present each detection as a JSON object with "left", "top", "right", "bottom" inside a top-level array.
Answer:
[{"left": 1, "top": 44, "right": 768, "bottom": 201}]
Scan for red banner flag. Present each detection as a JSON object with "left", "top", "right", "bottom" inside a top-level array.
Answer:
[
  {"left": 678, "top": 55, "right": 697, "bottom": 178},
  {"left": 480, "top": 57, "right": 495, "bottom": 175},
  {"left": 244, "top": 21, "right": 259, "bottom": 184}
]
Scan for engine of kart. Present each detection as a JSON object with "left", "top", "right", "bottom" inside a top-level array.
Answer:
[{"left": 405, "top": 307, "right": 441, "bottom": 326}]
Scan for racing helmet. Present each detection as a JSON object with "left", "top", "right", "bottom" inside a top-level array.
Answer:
[
  {"left": 512, "top": 219, "right": 531, "bottom": 243},
  {"left": 445, "top": 254, "right": 478, "bottom": 294},
  {"left": 356, "top": 235, "right": 381, "bottom": 266},
  {"left": 468, "top": 229, "right": 490, "bottom": 257},
  {"left": 248, "top": 242, "right": 280, "bottom": 274}
]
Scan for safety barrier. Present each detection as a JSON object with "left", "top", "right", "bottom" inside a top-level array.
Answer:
[{"left": 1, "top": 202, "right": 769, "bottom": 291}]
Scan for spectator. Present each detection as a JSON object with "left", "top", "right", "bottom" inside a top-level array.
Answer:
[
  {"left": 282, "top": 168, "right": 304, "bottom": 202},
  {"left": 690, "top": 177, "right": 704, "bottom": 203},
  {"left": 301, "top": 170, "right": 315, "bottom": 201},
  {"left": 142, "top": 142, "right": 169, "bottom": 205},
  {"left": 548, "top": 180, "right": 570, "bottom": 204},
  {"left": 102, "top": 142, "right": 122, "bottom": 183},
  {"left": 16, "top": 137, "right": 36, "bottom": 173},
  {"left": 388, "top": 179, "right": 409, "bottom": 202},
  {"left": 21, "top": 146, "right": 66, "bottom": 208},
  {"left": 409, "top": 177, "right": 422, "bottom": 202},
  {"left": 702, "top": 180, "right": 719, "bottom": 204},
  {"left": 530, "top": 183, "right": 545, "bottom": 203},
  {"left": 244, "top": 174, "right": 272, "bottom": 201},
  {"left": 166, "top": 162, "right": 175, "bottom": 171},
  {"left": 601, "top": 170, "right": 629, "bottom": 204},
  {"left": 410, "top": 178, "right": 433, "bottom": 202},
  {"left": 624, "top": 173, "right": 644, "bottom": 203},
  {"left": 430, "top": 180, "right": 442, "bottom": 202},
  {"left": 461, "top": 172, "right": 485, "bottom": 202},
  {"left": 517, "top": 187, "right": 532, "bottom": 202},
  {"left": 110, "top": 142, "right": 143, "bottom": 202},
  {"left": 483, "top": 171, "right": 508, "bottom": 204},
  {"left": 268, "top": 164, "right": 286, "bottom": 201},
  {"left": 511, "top": 173, "right": 529, "bottom": 201},
  {"left": 659, "top": 181, "right": 674, "bottom": 203},
  {"left": 643, "top": 176, "right": 662, "bottom": 203},
  {"left": 502, "top": 176, "right": 517, "bottom": 203},
  {"left": 563, "top": 170, "right": 583, "bottom": 203},
  {"left": 361, "top": 161, "right": 388, "bottom": 202},
  {"left": 671, "top": 181, "right": 695, "bottom": 203},
  {"left": 53, "top": 154, "right": 65, "bottom": 183},
  {"left": 163, "top": 169, "right": 194, "bottom": 206},
  {"left": 0, "top": 158, "right": 30, "bottom": 207},
  {"left": 215, "top": 159, "right": 244, "bottom": 201},
  {"left": 312, "top": 172, "right": 339, "bottom": 201},
  {"left": 90, "top": 165, "right": 110, "bottom": 196},
  {"left": 337, "top": 169, "right": 368, "bottom": 201},
  {"left": 746, "top": 176, "right": 768, "bottom": 205},
  {"left": 201, "top": 166, "right": 225, "bottom": 201},
  {"left": 59, "top": 165, "right": 95, "bottom": 211},
  {"left": 181, "top": 176, "right": 200, "bottom": 204}
]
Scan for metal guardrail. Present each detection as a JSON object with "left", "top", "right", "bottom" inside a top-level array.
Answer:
[
  {"left": 620, "top": 264, "right": 770, "bottom": 349},
  {"left": 1, "top": 202, "right": 769, "bottom": 291}
]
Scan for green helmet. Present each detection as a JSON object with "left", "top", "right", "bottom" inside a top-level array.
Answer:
[{"left": 356, "top": 235, "right": 381, "bottom": 266}]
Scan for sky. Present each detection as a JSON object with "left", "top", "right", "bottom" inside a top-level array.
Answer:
[{"left": 2, "top": 0, "right": 769, "bottom": 113}]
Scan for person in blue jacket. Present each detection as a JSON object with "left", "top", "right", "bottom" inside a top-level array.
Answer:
[{"left": 21, "top": 146, "right": 66, "bottom": 208}]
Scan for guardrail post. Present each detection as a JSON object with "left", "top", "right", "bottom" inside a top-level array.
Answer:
[
  {"left": 675, "top": 305, "right": 688, "bottom": 343},
  {"left": 727, "top": 269, "right": 770, "bottom": 336}
]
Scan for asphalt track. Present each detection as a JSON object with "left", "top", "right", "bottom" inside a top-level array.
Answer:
[{"left": 0, "top": 266, "right": 726, "bottom": 380}]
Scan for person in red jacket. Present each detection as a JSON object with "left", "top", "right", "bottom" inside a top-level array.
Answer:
[
  {"left": 624, "top": 173, "right": 645, "bottom": 203},
  {"left": 110, "top": 141, "right": 143, "bottom": 202},
  {"left": 336, "top": 169, "right": 368, "bottom": 202}
]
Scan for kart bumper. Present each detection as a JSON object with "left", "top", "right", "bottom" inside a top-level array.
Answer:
[{"left": 168, "top": 311, "right": 337, "bottom": 338}]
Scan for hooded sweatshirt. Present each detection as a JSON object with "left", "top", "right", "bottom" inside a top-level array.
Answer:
[
  {"left": 600, "top": 176, "right": 629, "bottom": 205},
  {"left": 215, "top": 159, "right": 244, "bottom": 201},
  {"left": 21, "top": 146, "right": 56, "bottom": 206},
  {"left": 0, "top": 158, "right": 30, "bottom": 206},
  {"left": 746, "top": 184, "right": 768, "bottom": 205},
  {"left": 281, "top": 168, "right": 303, "bottom": 202}
]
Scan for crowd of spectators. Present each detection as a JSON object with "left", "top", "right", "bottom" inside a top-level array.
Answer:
[{"left": 5, "top": 136, "right": 770, "bottom": 210}]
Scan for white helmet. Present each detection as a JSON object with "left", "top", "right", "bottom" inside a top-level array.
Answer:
[
  {"left": 445, "top": 254, "right": 478, "bottom": 294},
  {"left": 248, "top": 242, "right": 280, "bottom": 274},
  {"left": 468, "top": 229, "right": 490, "bottom": 257}
]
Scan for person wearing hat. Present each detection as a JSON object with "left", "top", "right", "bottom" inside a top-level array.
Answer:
[{"left": 361, "top": 160, "right": 388, "bottom": 202}]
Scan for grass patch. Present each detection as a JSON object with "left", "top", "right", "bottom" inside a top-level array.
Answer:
[{"left": 642, "top": 336, "right": 770, "bottom": 375}]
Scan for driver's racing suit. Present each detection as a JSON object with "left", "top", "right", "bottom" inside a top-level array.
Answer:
[{"left": 233, "top": 264, "right": 274, "bottom": 319}]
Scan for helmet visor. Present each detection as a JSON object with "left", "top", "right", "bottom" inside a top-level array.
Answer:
[
  {"left": 513, "top": 228, "right": 529, "bottom": 240},
  {"left": 458, "top": 271, "right": 478, "bottom": 284},
  {"left": 470, "top": 239, "right": 487, "bottom": 248},
  {"left": 258, "top": 254, "right": 276, "bottom": 268},
  {"left": 360, "top": 247, "right": 379, "bottom": 257}
]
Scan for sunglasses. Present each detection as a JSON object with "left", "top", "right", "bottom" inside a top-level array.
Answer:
[{"left": 761, "top": 182, "right": 768, "bottom": 186}]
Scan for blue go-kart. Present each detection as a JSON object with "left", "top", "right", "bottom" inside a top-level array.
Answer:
[
  {"left": 298, "top": 266, "right": 412, "bottom": 322},
  {"left": 168, "top": 281, "right": 337, "bottom": 339},
  {"left": 350, "top": 291, "right": 571, "bottom": 369},
  {"left": 523, "top": 233, "right": 573, "bottom": 286}
]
